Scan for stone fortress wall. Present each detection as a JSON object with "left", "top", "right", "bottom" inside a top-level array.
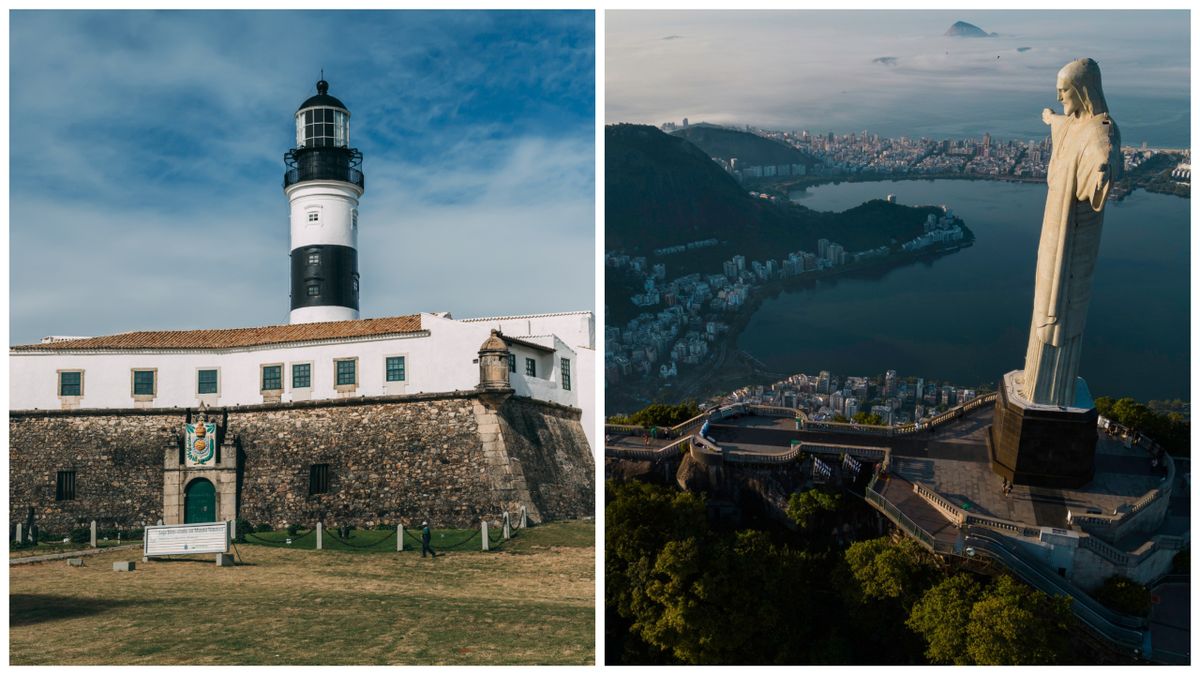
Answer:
[{"left": 10, "top": 391, "right": 594, "bottom": 534}]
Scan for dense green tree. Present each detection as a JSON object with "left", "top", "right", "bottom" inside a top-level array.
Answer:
[
  {"left": 965, "top": 575, "right": 1073, "bottom": 665},
  {"left": 1092, "top": 575, "right": 1151, "bottom": 617},
  {"left": 852, "top": 411, "right": 886, "bottom": 426},
  {"left": 907, "top": 573, "right": 986, "bottom": 664},
  {"left": 605, "top": 481, "right": 708, "bottom": 627},
  {"left": 608, "top": 401, "right": 702, "bottom": 428},
  {"left": 1095, "top": 395, "right": 1190, "bottom": 455},
  {"left": 845, "top": 537, "right": 938, "bottom": 607},
  {"left": 786, "top": 487, "right": 842, "bottom": 530}
]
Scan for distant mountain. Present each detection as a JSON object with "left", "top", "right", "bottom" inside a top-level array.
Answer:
[
  {"left": 672, "top": 125, "right": 816, "bottom": 168},
  {"left": 945, "top": 21, "right": 994, "bottom": 37},
  {"left": 605, "top": 124, "right": 939, "bottom": 262}
]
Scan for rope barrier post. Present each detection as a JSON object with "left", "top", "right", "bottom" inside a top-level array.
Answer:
[
  {"left": 520, "top": 505, "right": 527, "bottom": 529},
  {"left": 503, "top": 512, "right": 511, "bottom": 540},
  {"left": 397, "top": 523, "right": 403, "bottom": 552},
  {"left": 316, "top": 521, "right": 323, "bottom": 550},
  {"left": 90, "top": 520, "right": 97, "bottom": 548},
  {"left": 482, "top": 519, "right": 489, "bottom": 551},
  {"left": 15, "top": 523, "right": 21, "bottom": 545},
  {"left": 231, "top": 519, "right": 237, "bottom": 541}
]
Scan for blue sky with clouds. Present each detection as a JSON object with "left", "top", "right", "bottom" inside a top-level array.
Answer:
[{"left": 10, "top": 10, "right": 594, "bottom": 344}]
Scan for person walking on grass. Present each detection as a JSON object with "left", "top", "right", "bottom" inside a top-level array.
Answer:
[{"left": 421, "top": 521, "right": 437, "bottom": 558}]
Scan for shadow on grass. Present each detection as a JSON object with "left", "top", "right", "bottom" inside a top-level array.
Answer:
[{"left": 10, "top": 594, "right": 144, "bottom": 627}]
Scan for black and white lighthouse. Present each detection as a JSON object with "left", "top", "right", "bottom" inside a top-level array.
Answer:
[{"left": 284, "top": 78, "right": 364, "bottom": 324}]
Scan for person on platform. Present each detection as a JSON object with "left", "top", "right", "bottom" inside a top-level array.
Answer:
[{"left": 421, "top": 521, "right": 437, "bottom": 558}]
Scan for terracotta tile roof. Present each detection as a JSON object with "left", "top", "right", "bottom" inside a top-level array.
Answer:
[{"left": 11, "top": 315, "right": 424, "bottom": 351}]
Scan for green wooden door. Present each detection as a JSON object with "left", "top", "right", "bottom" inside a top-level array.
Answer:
[{"left": 184, "top": 479, "right": 216, "bottom": 524}]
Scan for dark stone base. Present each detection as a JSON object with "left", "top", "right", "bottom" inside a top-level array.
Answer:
[{"left": 988, "top": 379, "right": 1097, "bottom": 489}]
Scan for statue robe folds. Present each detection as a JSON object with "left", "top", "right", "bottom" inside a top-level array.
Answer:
[{"left": 1021, "top": 112, "right": 1121, "bottom": 406}]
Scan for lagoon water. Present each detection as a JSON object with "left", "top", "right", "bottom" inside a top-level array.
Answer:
[{"left": 736, "top": 179, "right": 1190, "bottom": 401}]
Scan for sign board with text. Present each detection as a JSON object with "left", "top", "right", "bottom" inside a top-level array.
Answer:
[{"left": 144, "top": 521, "right": 230, "bottom": 557}]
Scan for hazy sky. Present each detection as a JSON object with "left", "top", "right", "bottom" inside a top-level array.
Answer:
[
  {"left": 608, "top": 10, "right": 1189, "bottom": 146},
  {"left": 10, "top": 10, "right": 594, "bottom": 345}
]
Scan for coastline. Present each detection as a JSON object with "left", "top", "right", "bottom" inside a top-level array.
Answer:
[
  {"left": 608, "top": 232, "right": 974, "bottom": 413},
  {"left": 769, "top": 171, "right": 1187, "bottom": 204}
]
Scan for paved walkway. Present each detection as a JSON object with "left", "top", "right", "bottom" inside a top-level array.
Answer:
[
  {"left": 1149, "top": 581, "right": 1190, "bottom": 664},
  {"left": 711, "top": 407, "right": 1169, "bottom": 539},
  {"left": 877, "top": 474, "right": 959, "bottom": 549}
]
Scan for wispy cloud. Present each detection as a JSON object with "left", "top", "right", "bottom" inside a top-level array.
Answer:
[{"left": 10, "top": 10, "right": 595, "bottom": 344}]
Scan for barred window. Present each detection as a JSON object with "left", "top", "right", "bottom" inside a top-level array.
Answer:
[
  {"left": 262, "top": 365, "right": 282, "bottom": 391},
  {"left": 525, "top": 358, "right": 536, "bottom": 377},
  {"left": 336, "top": 359, "right": 356, "bottom": 386},
  {"left": 309, "top": 464, "right": 330, "bottom": 495},
  {"left": 197, "top": 369, "right": 218, "bottom": 395},
  {"left": 133, "top": 370, "right": 155, "bottom": 396},
  {"left": 386, "top": 356, "right": 406, "bottom": 382},
  {"left": 59, "top": 371, "right": 82, "bottom": 397},
  {"left": 561, "top": 358, "right": 571, "bottom": 391},
  {"left": 56, "top": 470, "right": 76, "bottom": 501},
  {"left": 293, "top": 363, "right": 311, "bottom": 388}
]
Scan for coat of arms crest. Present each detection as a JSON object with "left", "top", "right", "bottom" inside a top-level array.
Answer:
[{"left": 185, "top": 421, "right": 217, "bottom": 465}]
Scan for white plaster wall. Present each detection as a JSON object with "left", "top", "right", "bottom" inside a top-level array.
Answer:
[
  {"left": 462, "top": 312, "right": 595, "bottom": 451},
  {"left": 462, "top": 312, "right": 594, "bottom": 350},
  {"left": 287, "top": 181, "right": 361, "bottom": 250},
  {"left": 1072, "top": 544, "right": 1179, "bottom": 591},
  {"left": 11, "top": 313, "right": 579, "bottom": 411},
  {"left": 290, "top": 306, "right": 358, "bottom": 324},
  {"left": 574, "top": 346, "right": 596, "bottom": 452}
]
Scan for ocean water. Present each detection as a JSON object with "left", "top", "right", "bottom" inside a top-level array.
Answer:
[{"left": 734, "top": 179, "right": 1190, "bottom": 401}]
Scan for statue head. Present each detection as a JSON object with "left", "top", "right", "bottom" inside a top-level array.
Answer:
[{"left": 1056, "top": 58, "right": 1109, "bottom": 118}]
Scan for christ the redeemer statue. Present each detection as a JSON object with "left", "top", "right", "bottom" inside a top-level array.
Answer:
[
  {"left": 990, "top": 58, "right": 1118, "bottom": 488},
  {"left": 1019, "top": 57, "right": 1121, "bottom": 407}
]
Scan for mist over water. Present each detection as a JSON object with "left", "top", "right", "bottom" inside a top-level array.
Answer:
[
  {"left": 735, "top": 180, "right": 1190, "bottom": 402},
  {"left": 608, "top": 10, "right": 1190, "bottom": 147}
]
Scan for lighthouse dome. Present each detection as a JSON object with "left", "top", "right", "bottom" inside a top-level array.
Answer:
[{"left": 297, "top": 79, "right": 348, "bottom": 112}]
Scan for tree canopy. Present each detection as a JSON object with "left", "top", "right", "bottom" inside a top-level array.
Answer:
[
  {"left": 608, "top": 401, "right": 703, "bottom": 428},
  {"left": 786, "top": 487, "right": 842, "bottom": 530}
]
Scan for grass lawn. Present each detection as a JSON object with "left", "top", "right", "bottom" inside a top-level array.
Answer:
[{"left": 10, "top": 520, "right": 595, "bottom": 665}]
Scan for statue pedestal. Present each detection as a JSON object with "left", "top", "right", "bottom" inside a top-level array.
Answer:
[{"left": 987, "top": 370, "right": 1097, "bottom": 489}]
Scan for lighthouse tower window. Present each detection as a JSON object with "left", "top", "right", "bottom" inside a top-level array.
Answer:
[
  {"left": 307, "top": 211, "right": 320, "bottom": 222},
  {"left": 306, "top": 283, "right": 320, "bottom": 297},
  {"left": 307, "top": 252, "right": 320, "bottom": 265}
]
